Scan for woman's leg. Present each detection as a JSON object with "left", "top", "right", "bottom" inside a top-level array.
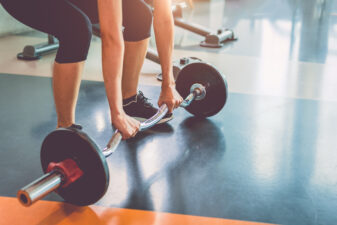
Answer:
[
  {"left": 122, "top": 39, "right": 150, "bottom": 99},
  {"left": 53, "top": 62, "right": 84, "bottom": 128},
  {"left": 121, "top": 0, "right": 172, "bottom": 123},
  {"left": 121, "top": 0, "right": 153, "bottom": 99},
  {"left": 50, "top": 1, "right": 93, "bottom": 128},
  {"left": 1, "top": 0, "right": 93, "bottom": 128}
]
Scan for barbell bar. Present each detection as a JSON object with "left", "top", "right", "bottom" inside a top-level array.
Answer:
[
  {"left": 17, "top": 83, "right": 206, "bottom": 207},
  {"left": 17, "top": 58, "right": 228, "bottom": 207}
]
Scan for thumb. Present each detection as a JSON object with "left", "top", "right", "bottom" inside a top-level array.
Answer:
[{"left": 158, "top": 98, "right": 163, "bottom": 107}]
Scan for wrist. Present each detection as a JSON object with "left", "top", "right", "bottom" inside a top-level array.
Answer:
[
  {"left": 161, "top": 68, "right": 174, "bottom": 85},
  {"left": 161, "top": 83, "right": 175, "bottom": 91},
  {"left": 161, "top": 78, "right": 175, "bottom": 88},
  {"left": 110, "top": 106, "right": 124, "bottom": 117}
]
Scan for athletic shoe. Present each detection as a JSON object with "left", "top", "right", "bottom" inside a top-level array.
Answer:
[{"left": 123, "top": 91, "right": 173, "bottom": 124}]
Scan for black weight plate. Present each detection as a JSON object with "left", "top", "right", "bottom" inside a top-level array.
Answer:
[
  {"left": 176, "top": 62, "right": 228, "bottom": 117},
  {"left": 40, "top": 128, "right": 109, "bottom": 206}
]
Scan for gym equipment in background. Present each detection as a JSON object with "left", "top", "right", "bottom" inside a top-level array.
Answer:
[
  {"left": 16, "top": 34, "right": 58, "bottom": 60},
  {"left": 172, "top": 3, "right": 236, "bottom": 48},
  {"left": 16, "top": 1, "right": 237, "bottom": 60}
]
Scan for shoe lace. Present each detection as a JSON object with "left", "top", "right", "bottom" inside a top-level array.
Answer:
[{"left": 137, "top": 91, "right": 154, "bottom": 108}]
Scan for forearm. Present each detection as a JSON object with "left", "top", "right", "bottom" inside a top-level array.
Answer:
[
  {"left": 98, "top": 0, "right": 125, "bottom": 115},
  {"left": 96, "top": 0, "right": 140, "bottom": 138},
  {"left": 101, "top": 36, "right": 124, "bottom": 114},
  {"left": 153, "top": 0, "right": 175, "bottom": 87}
]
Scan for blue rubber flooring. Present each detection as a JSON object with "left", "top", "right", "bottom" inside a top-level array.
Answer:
[{"left": 0, "top": 73, "right": 336, "bottom": 225}]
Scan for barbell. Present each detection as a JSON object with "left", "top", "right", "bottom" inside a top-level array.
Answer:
[{"left": 17, "top": 60, "right": 228, "bottom": 207}]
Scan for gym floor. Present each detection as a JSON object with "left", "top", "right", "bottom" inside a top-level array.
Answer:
[{"left": 1, "top": 0, "right": 337, "bottom": 224}]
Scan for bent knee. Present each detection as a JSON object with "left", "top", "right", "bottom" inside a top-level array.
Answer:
[
  {"left": 55, "top": 15, "right": 92, "bottom": 63},
  {"left": 123, "top": 0, "right": 153, "bottom": 42}
]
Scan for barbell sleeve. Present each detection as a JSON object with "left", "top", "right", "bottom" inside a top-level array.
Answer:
[{"left": 17, "top": 171, "right": 63, "bottom": 207}]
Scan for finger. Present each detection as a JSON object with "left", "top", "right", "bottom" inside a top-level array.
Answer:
[
  {"left": 178, "top": 98, "right": 182, "bottom": 106},
  {"left": 128, "top": 132, "right": 135, "bottom": 139},
  {"left": 126, "top": 128, "right": 134, "bottom": 139},
  {"left": 135, "top": 122, "right": 140, "bottom": 131},
  {"left": 171, "top": 105, "right": 176, "bottom": 112},
  {"left": 128, "top": 128, "right": 138, "bottom": 138},
  {"left": 173, "top": 100, "right": 180, "bottom": 109},
  {"left": 122, "top": 134, "right": 128, "bottom": 140},
  {"left": 134, "top": 127, "right": 139, "bottom": 135},
  {"left": 131, "top": 120, "right": 140, "bottom": 130},
  {"left": 178, "top": 98, "right": 183, "bottom": 107}
]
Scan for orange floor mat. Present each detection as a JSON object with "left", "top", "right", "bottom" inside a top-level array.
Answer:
[{"left": 0, "top": 197, "right": 275, "bottom": 225}]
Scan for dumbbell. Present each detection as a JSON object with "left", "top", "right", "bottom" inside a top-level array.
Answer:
[{"left": 17, "top": 61, "right": 228, "bottom": 207}]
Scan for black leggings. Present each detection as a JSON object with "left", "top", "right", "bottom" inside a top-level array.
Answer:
[{"left": 1, "top": 0, "right": 153, "bottom": 63}]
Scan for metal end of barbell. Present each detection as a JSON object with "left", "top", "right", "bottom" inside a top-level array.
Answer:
[
  {"left": 16, "top": 171, "right": 63, "bottom": 207},
  {"left": 190, "top": 83, "right": 206, "bottom": 101},
  {"left": 17, "top": 190, "right": 32, "bottom": 207}
]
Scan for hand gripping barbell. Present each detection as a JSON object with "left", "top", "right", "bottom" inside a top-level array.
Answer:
[{"left": 17, "top": 60, "right": 228, "bottom": 207}]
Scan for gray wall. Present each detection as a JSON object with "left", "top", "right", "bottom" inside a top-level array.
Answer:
[{"left": 0, "top": 5, "right": 32, "bottom": 36}]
